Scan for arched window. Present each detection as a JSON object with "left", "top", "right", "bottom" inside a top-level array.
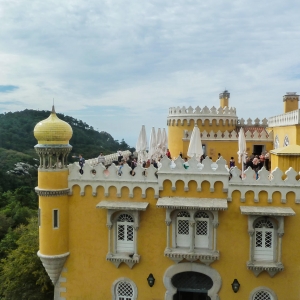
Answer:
[
  {"left": 195, "top": 211, "right": 210, "bottom": 248},
  {"left": 274, "top": 135, "right": 279, "bottom": 149},
  {"left": 254, "top": 219, "right": 275, "bottom": 261},
  {"left": 283, "top": 135, "right": 289, "bottom": 147},
  {"left": 253, "top": 290, "right": 272, "bottom": 300},
  {"left": 116, "top": 281, "right": 134, "bottom": 300},
  {"left": 249, "top": 287, "right": 277, "bottom": 300},
  {"left": 176, "top": 211, "right": 190, "bottom": 247},
  {"left": 112, "top": 278, "right": 137, "bottom": 300},
  {"left": 117, "top": 214, "right": 134, "bottom": 253}
]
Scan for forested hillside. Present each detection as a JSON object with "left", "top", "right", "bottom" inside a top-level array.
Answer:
[{"left": 0, "top": 109, "right": 133, "bottom": 299}]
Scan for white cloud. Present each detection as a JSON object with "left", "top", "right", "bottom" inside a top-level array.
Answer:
[{"left": 1, "top": 0, "right": 300, "bottom": 146}]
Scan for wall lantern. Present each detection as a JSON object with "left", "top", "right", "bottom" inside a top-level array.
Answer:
[
  {"left": 231, "top": 279, "right": 240, "bottom": 293},
  {"left": 147, "top": 273, "right": 155, "bottom": 287}
]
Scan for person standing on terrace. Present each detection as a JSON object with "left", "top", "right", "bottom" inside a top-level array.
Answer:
[{"left": 98, "top": 152, "right": 106, "bottom": 165}]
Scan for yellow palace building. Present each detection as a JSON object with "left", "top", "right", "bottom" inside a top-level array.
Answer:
[{"left": 34, "top": 92, "right": 300, "bottom": 300}]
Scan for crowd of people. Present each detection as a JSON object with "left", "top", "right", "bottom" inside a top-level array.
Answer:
[
  {"left": 243, "top": 151, "right": 270, "bottom": 178},
  {"left": 73, "top": 148, "right": 270, "bottom": 180}
]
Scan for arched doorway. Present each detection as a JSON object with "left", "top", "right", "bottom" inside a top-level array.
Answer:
[
  {"left": 163, "top": 263, "right": 221, "bottom": 300},
  {"left": 172, "top": 272, "right": 212, "bottom": 300}
]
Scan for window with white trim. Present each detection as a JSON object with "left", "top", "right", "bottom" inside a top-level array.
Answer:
[
  {"left": 166, "top": 209, "right": 218, "bottom": 264},
  {"left": 53, "top": 209, "right": 59, "bottom": 229},
  {"left": 249, "top": 286, "right": 277, "bottom": 300},
  {"left": 254, "top": 219, "right": 275, "bottom": 261},
  {"left": 117, "top": 214, "right": 134, "bottom": 254},
  {"left": 253, "top": 290, "right": 272, "bottom": 300},
  {"left": 241, "top": 206, "right": 295, "bottom": 277},
  {"left": 112, "top": 278, "right": 137, "bottom": 300},
  {"left": 97, "top": 201, "right": 149, "bottom": 269}
]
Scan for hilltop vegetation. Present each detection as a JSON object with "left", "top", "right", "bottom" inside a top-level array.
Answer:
[
  {"left": 0, "top": 109, "right": 134, "bottom": 168},
  {"left": 0, "top": 109, "right": 133, "bottom": 299}
]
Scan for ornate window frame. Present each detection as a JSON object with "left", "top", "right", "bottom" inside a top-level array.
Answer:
[
  {"left": 240, "top": 206, "right": 295, "bottom": 277},
  {"left": 249, "top": 286, "right": 277, "bottom": 300},
  {"left": 283, "top": 135, "right": 289, "bottom": 147},
  {"left": 163, "top": 263, "right": 221, "bottom": 300},
  {"left": 111, "top": 277, "right": 138, "bottom": 300},
  {"left": 157, "top": 197, "right": 228, "bottom": 265},
  {"left": 97, "top": 201, "right": 149, "bottom": 268}
]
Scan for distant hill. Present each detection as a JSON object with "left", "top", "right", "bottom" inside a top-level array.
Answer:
[{"left": 0, "top": 109, "right": 134, "bottom": 171}]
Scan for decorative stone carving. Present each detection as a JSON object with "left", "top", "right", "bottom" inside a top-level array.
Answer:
[
  {"left": 106, "top": 253, "right": 140, "bottom": 269},
  {"left": 35, "top": 188, "right": 70, "bottom": 197},
  {"left": 228, "top": 166, "right": 300, "bottom": 203},
  {"left": 34, "top": 144, "right": 72, "bottom": 169},
  {"left": 37, "top": 251, "right": 69, "bottom": 285}
]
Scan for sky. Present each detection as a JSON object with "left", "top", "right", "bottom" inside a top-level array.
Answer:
[{"left": 1, "top": 0, "right": 300, "bottom": 147}]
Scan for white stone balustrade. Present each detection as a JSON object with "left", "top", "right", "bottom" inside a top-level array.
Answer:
[
  {"left": 229, "top": 166, "right": 300, "bottom": 203},
  {"left": 85, "top": 150, "right": 132, "bottom": 167},
  {"left": 183, "top": 129, "right": 273, "bottom": 141},
  {"left": 268, "top": 110, "right": 300, "bottom": 127}
]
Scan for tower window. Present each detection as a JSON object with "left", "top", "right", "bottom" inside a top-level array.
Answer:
[{"left": 53, "top": 209, "right": 59, "bottom": 229}]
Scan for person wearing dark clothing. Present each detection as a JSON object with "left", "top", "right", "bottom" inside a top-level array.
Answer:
[
  {"left": 229, "top": 157, "right": 235, "bottom": 168},
  {"left": 72, "top": 154, "right": 85, "bottom": 174}
]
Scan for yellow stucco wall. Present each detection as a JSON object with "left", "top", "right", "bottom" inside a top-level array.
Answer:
[
  {"left": 270, "top": 125, "right": 300, "bottom": 146},
  {"left": 53, "top": 179, "right": 300, "bottom": 300},
  {"left": 283, "top": 99, "right": 298, "bottom": 113},
  {"left": 38, "top": 170, "right": 69, "bottom": 255}
]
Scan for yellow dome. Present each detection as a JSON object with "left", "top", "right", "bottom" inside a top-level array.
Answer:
[{"left": 34, "top": 106, "right": 73, "bottom": 145}]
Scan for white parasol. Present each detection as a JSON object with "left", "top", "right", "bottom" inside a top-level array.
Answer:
[
  {"left": 161, "top": 128, "right": 168, "bottom": 154},
  {"left": 148, "top": 127, "right": 157, "bottom": 160},
  {"left": 187, "top": 125, "right": 203, "bottom": 160},
  {"left": 136, "top": 125, "right": 148, "bottom": 164},
  {"left": 156, "top": 128, "right": 163, "bottom": 158},
  {"left": 237, "top": 127, "right": 247, "bottom": 176}
]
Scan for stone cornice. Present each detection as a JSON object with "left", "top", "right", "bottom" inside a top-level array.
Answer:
[{"left": 35, "top": 187, "right": 70, "bottom": 197}]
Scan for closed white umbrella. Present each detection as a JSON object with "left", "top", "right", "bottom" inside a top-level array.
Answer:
[
  {"left": 237, "top": 127, "right": 247, "bottom": 176},
  {"left": 148, "top": 127, "right": 157, "bottom": 160},
  {"left": 156, "top": 128, "right": 163, "bottom": 157},
  {"left": 161, "top": 128, "right": 168, "bottom": 154},
  {"left": 187, "top": 125, "right": 203, "bottom": 160},
  {"left": 136, "top": 125, "right": 148, "bottom": 164}
]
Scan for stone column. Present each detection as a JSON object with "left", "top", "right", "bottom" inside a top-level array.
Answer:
[
  {"left": 212, "top": 220, "right": 219, "bottom": 251},
  {"left": 248, "top": 230, "right": 254, "bottom": 261},
  {"left": 189, "top": 221, "right": 195, "bottom": 253},
  {"left": 107, "top": 224, "right": 112, "bottom": 254},
  {"left": 277, "top": 232, "right": 284, "bottom": 263},
  {"left": 165, "top": 221, "right": 172, "bottom": 251},
  {"left": 134, "top": 226, "right": 139, "bottom": 256}
]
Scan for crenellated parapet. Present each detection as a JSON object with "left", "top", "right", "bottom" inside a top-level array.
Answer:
[
  {"left": 237, "top": 117, "right": 268, "bottom": 127},
  {"left": 167, "top": 106, "right": 238, "bottom": 126},
  {"left": 182, "top": 129, "right": 273, "bottom": 141},
  {"left": 68, "top": 162, "right": 159, "bottom": 198},
  {"left": 157, "top": 155, "right": 229, "bottom": 193},
  {"left": 229, "top": 166, "right": 300, "bottom": 203}
]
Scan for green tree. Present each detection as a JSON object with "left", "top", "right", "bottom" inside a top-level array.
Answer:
[{"left": 0, "top": 217, "right": 53, "bottom": 300}]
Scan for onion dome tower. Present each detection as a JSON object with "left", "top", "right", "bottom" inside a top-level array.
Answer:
[{"left": 34, "top": 106, "right": 72, "bottom": 286}]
